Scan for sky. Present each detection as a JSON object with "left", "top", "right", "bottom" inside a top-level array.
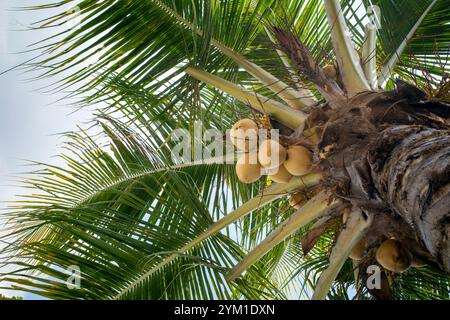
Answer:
[
  {"left": 0, "top": 0, "right": 371, "bottom": 300},
  {"left": 0, "top": 0, "right": 92, "bottom": 299}
]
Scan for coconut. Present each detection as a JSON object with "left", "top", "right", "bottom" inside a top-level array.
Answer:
[
  {"left": 288, "top": 192, "right": 306, "bottom": 209},
  {"left": 322, "top": 64, "right": 337, "bottom": 79},
  {"left": 235, "top": 152, "right": 262, "bottom": 184},
  {"left": 230, "top": 119, "right": 258, "bottom": 151},
  {"left": 349, "top": 238, "right": 366, "bottom": 260},
  {"left": 268, "top": 165, "right": 292, "bottom": 183},
  {"left": 376, "top": 239, "right": 412, "bottom": 272},
  {"left": 258, "top": 139, "right": 287, "bottom": 169},
  {"left": 284, "top": 145, "right": 312, "bottom": 176}
]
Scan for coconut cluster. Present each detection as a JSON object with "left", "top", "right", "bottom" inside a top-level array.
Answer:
[
  {"left": 375, "top": 239, "right": 413, "bottom": 273},
  {"left": 231, "top": 118, "right": 313, "bottom": 184},
  {"left": 347, "top": 235, "right": 426, "bottom": 272}
]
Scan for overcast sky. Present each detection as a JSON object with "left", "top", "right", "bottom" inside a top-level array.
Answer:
[
  {"left": 0, "top": 0, "right": 370, "bottom": 300},
  {"left": 0, "top": 1, "right": 92, "bottom": 299}
]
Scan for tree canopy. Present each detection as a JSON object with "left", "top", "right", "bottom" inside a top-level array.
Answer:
[{"left": 0, "top": 0, "right": 449, "bottom": 300}]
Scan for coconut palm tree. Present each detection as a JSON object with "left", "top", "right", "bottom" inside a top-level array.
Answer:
[{"left": 0, "top": 0, "right": 449, "bottom": 300}]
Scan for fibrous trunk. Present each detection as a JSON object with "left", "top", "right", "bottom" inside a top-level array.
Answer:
[
  {"left": 273, "top": 28, "right": 450, "bottom": 274},
  {"left": 315, "top": 83, "right": 450, "bottom": 272},
  {"left": 368, "top": 124, "right": 450, "bottom": 271}
]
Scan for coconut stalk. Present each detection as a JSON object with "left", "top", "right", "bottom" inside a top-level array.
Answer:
[
  {"left": 312, "top": 208, "right": 373, "bottom": 300},
  {"left": 324, "top": 0, "right": 371, "bottom": 96},
  {"left": 185, "top": 67, "right": 307, "bottom": 129},
  {"left": 115, "top": 173, "right": 322, "bottom": 299},
  {"left": 378, "top": 0, "right": 438, "bottom": 88},
  {"left": 361, "top": 23, "right": 378, "bottom": 90},
  {"left": 227, "top": 191, "right": 340, "bottom": 282}
]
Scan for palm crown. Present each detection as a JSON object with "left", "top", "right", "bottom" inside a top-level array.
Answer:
[{"left": 0, "top": 0, "right": 449, "bottom": 300}]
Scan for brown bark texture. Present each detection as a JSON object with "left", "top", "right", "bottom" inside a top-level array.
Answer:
[{"left": 273, "top": 28, "right": 450, "bottom": 273}]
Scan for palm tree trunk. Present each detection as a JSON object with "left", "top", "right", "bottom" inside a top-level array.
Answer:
[
  {"left": 368, "top": 125, "right": 450, "bottom": 272},
  {"left": 274, "top": 27, "right": 450, "bottom": 274},
  {"left": 315, "top": 85, "right": 450, "bottom": 273}
]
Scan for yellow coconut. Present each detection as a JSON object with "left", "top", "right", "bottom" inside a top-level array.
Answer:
[
  {"left": 284, "top": 145, "right": 312, "bottom": 176},
  {"left": 258, "top": 139, "right": 287, "bottom": 169},
  {"left": 235, "top": 152, "right": 262, "bottom": 184},
  {"left": 322, "top": 64, "right": 337, "bottom": 79},
  {"left": 268, "top": 165, "right": 293, "bottom": 183},
  {"left": 349, "top": 238, "right": 366, "bottom": 260},
  {"left": 288, "top": 192, "right": 306, "bottom": 209},
  {"left": 230, "top": 119, "right": 258, "bottom": 151},
  {"left": 376, "top": 239, "right": 412, "bottom": 272}
]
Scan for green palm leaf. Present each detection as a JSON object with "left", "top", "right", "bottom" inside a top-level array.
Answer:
[{"left": 2, "top": 0, "right": 449, "bottom": 300}]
